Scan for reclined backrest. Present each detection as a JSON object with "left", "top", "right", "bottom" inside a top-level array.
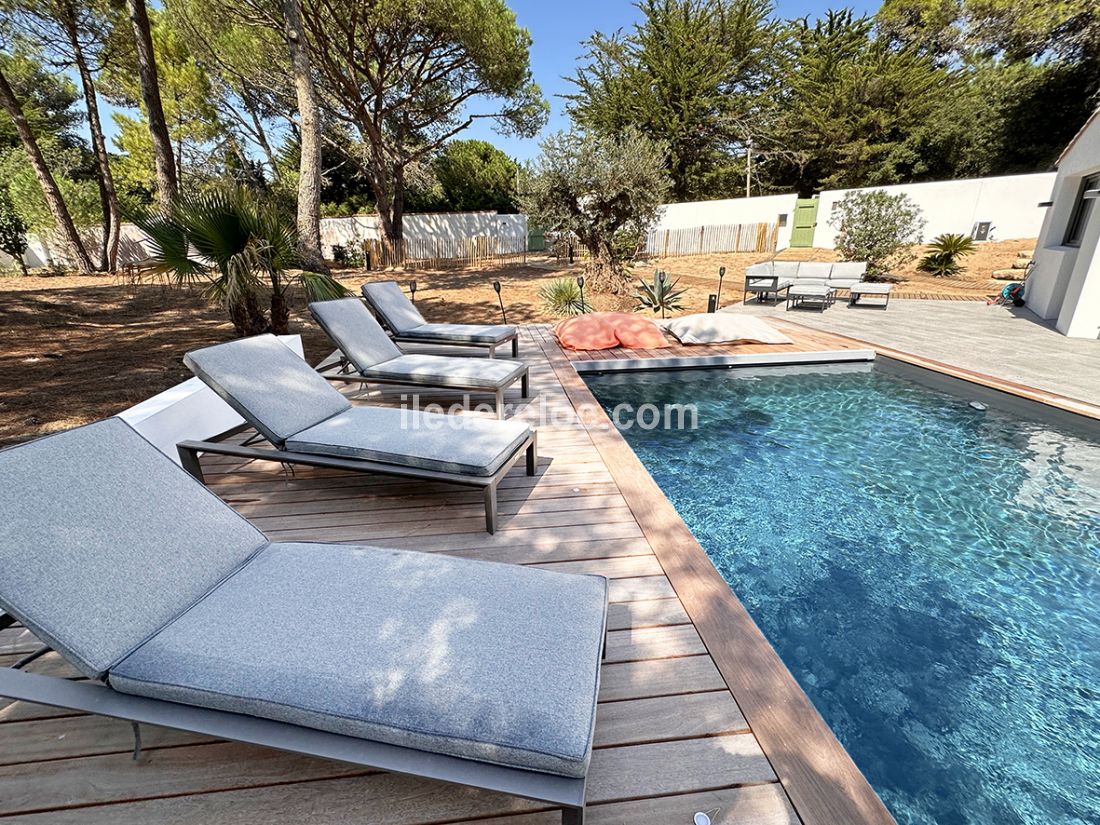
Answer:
[
  {"left": 361, "top": 281, "right": 426, "bottom": 333},
  {"left": 0, "top": 418, "right": 267, "bottom": 679},
  {"left": 310, "top": 298, "right": 403, "bottom": 372},
  {"left": 829, "top": 261, "right": 867, "bottom": 279},
  {"left": 184, "top": 335, "right": 351, "bottom": 446}
]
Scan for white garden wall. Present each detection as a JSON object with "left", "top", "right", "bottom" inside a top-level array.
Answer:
[
  {"left": 646, "top": 172, "right": 1054, "bottom": 253},
  {"left": 654, "top": 193, "right": 799, "bottom": 250},
  {"left": 319, "top": 211, "right": 526, "bottom": 258},
  {"left": 813, "top": 173, "right": 1055, "bottom": 248},
  {"left": 2, "top": 213, "right": 526, "bottom": 270}
]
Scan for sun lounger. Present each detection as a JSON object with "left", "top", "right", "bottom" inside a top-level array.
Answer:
[
  {"left": 362, "top": 280, "right": 520, "bottom": 357},
  {"left": 181, "top": 334, "right": 536, "bottom": 531},
  {"left": 311, "top": 298, "right": 528, "bottom": 418},
  {"left": 0, "top": 418, "right": 606, "bottom": 824}
]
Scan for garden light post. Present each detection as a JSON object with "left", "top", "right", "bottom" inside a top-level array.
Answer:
[
  {"left": 576, "top": 275, "right": 585, "bottom": 312},
  {"left": 493, "top": 280, "right": 507, "bottom": 324},
  {"left": 717, "top": 266, "right": 725, "bottom": 306},
  {"left": 658, "top": 271, "right": 667, "bottom": 319},
  {"left": 409, "top": 280, "right": 417, "bottom": 303}
]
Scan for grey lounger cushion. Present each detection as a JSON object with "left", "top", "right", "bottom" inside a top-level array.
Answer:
[
  {"left": 310, "top": 297, "right": 403, "bottom": 369},
  {"left": 361, "top": 280, "right": 428, "bottom": 333},
  {"left": 110, "top": 541, "right": 609, "bottom": 778},
  {"left": 185, "top": 334, "right": 351, "bottom": 446},
  {"left": 397, "top": 322, "right": 516, "bottom": 345},
  {"left": 0, "top": 419, "right": 267, "bottom": 679},
  {"left": 362, "top": 281, "right": 516, "bottom": 343},
  {"left": 311, "top": 299, "right": 524, "bottom": 388},
  {"left": 359, "top": 353, "right": 526, "bottom": 390},
  {"left": 286, "top": 405, "right": 531, "bottom": 476}
]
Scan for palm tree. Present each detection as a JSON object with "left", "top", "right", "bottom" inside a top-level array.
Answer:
[{"left": 136, "top": 189, "right": 347, "bottom": 336}]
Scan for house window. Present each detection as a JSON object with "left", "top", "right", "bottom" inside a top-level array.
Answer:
[{"left": 1064, "top": 172, "right": 1100, "bottom": 247}]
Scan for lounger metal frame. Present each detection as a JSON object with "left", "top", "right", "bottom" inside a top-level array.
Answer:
[
  {"left": 360, "top": 291, "right": 521, "bottom": 358},
  {"left": 0, "top": 641, "right": 589, "bottom": 824},
  {"left": 319, "top": 360, "right": 530, "bottom": 420},
  {"left": 177, "top": 426, "right": 537, "bottom": 533}
]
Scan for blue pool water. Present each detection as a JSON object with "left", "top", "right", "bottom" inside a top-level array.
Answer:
[{"left": 585, "top": 363, "right": 1100, "bottom": 825}]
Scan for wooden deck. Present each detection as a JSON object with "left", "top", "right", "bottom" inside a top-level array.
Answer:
[{"left": 0, "top": 323, "right": 895, "bottom": 825}]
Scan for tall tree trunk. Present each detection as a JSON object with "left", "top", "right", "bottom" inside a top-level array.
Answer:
[
  {"left": 280, "top": 0, "right": 328, "bottom": 273},
  {"left": 0, "top": 67, "right": 94, "bottom": 274},
  {"left": 126, "top": 0, "right": 178, "bottom": 208},
  {"left": 16, "top": 256, "right": 29, "bottom": 276},
  {"left": 65, "top": 15, "right": 121, "bottom": 272}
]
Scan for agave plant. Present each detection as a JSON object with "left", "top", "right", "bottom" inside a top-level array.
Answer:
[
  {"left": 539, "top": 277, "right": 590, "bottom": 316},
  {"left": 918, "top": 233, "right": 977, "bottom": 278},
  {"left": 634, "top": 270, "right": 686, "bottom": 319},
  {"left": 135, "top": 189, "right": 348, "bottom": 336}
]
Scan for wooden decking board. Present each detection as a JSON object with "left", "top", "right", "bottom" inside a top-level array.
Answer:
[{"left": 0, "top": 321, "right": 914, "bottom": 825}]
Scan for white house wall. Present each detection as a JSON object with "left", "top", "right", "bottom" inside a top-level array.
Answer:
[{"left": 1027, "top": 113, "right": 1100, "bottom": 338}]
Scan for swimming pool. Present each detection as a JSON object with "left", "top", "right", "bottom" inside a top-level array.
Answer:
[{"left": 584, "top": 362, "right": 1100, "bottom": 825}]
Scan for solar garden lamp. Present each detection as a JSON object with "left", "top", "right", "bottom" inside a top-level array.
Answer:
[
  {"left": 717, "top": 266, "right": 726, "bottom": 306},
  {"left": 576, "top": 275, "right": 586, "bottom": 311},
  {"left": 658, "top": 270, "right": 668, "bottom": 319},
  {"left": 409, "top": 280, "right": 418, "bottom": 303},
  {"left": 492, "top": 280, "right": 507, "bottom": 324}
]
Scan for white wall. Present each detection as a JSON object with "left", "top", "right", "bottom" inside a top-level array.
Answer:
[
  {"left": 814, "top": 173, "right": 1055, "bottom": 248},
  {"left": 319, "top": 211, "right": 526, "bottom": 257},
  {"left": 1026, "top": 113, "right": 1100, "bottom": 338},
  {"left": 3, "top": 213, "right": 527, "bottom": 270},
  {"left": 655, "top": 193, "right": 798, "bottom": 250}
]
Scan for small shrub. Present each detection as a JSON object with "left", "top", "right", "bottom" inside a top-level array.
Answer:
[
  {"left": 331, "top": 243, "right": 364, "bottom": 268},
  {"left": 918, "top": 233, "right": 976, "bottom": 278},
  {"left": 539, "top": 277, "right": 590, "bottom": 316},
  {"left": 634, "top": 269, "right": 686, "bottom": 318},
  {"left": 829, "top": 190, "right": 925, "bottom": 281}
]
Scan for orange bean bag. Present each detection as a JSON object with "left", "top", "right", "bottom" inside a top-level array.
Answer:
[
  {"left": 554, "top": 312, "right": 669, "bottom": 351},
  {"left": 609, "top": 313, "right": 670, "bottom": 349},
  {"left": 554, "top": 313, "right": 619, "bottom": 351}
]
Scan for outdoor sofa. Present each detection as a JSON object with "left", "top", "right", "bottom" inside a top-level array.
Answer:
[
  {"left": 0, "top": 418, "right": 607, "bottom": 825},
  {"left": 311, "top": 297, "right": 529, "bottom": 418},
  {"left": 744, "top": 260, "right": 870, "bottom": 303},
  {"left": 180, "top": 334, "right": 536, "bottom": 532},
  {"left": 363, "top": 279, "right": 520, "bottom": 357}
]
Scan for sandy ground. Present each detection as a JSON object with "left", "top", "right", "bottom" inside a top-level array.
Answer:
[{"left": 0, "top": 238, "right": 1033, "bottom": 445}]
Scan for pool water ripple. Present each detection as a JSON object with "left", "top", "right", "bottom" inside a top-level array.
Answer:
[{"left": 586, "top": 364, "right": 1100, "bottom": 825}]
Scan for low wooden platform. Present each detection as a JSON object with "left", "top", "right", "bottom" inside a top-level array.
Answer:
[{"left": 0, "top": 324, "right": 893, "bottom": 825}]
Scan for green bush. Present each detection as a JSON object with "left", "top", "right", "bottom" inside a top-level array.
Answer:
[
  {"left": 634, "top": 270, "right": 686, "bottom": 318},
  {"left": 917, "top": 233, "right": 976, "bottom": 278},
  {"left": 539, "top": 277, "right": 590, "bottom": 316},
  {"left": 829, "top": 190, "right": 925, "bottom": 281}
]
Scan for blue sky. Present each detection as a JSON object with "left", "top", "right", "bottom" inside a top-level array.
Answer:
[{"left": 93, "top": 0, "right": 878, "bottom": 162}]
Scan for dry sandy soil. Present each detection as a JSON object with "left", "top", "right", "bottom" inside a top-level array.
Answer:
[{"left": 0, "top": 238, "right": 1032, "bottom": 445}]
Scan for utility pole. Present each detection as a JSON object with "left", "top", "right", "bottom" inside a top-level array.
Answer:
[{"left": 746, "top": 139, "right": 753, "bottom": 198}]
